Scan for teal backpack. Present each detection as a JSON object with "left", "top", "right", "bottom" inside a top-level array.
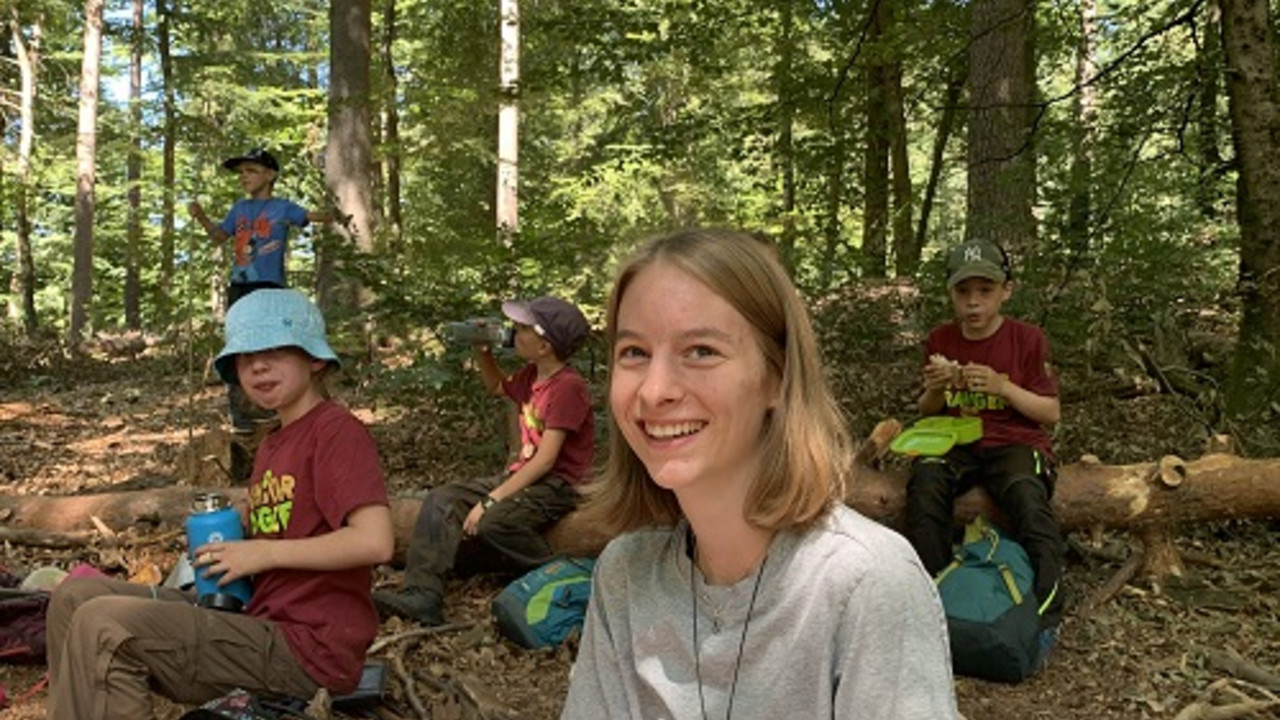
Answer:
[
  {"left": 935, "top": 516, "right": 1044, "bottom": 683},
  {"left": 491, "top": 557, "right": 596, "bottom": 649}
]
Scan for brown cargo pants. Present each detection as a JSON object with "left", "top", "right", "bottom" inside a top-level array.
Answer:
[{"left": 46, "top": 576, "right": 318, "bottom": 720}]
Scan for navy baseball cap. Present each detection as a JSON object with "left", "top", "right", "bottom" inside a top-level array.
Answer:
[{"left": 222, "top": 148, "right": 280, "bottom": 173}]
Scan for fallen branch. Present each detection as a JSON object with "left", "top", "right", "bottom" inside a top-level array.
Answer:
[
  {"left": 1199, "top": 645, "right": 1280, "bottom": 691},
  {"left": 388, "top": 650, "right": 429, "bottom": 720},
  {"left": 1174, "top": 677, "right": 1280, "bottom": 720},
  {"left": 1172, "top": 699, "right": 1280, "bottom": 720},
  {"left": 368, "top": 621, "right": 477, "bottom": 655},
  {"left": 1079, "top": 547, "right": 1144, "bottom": 618}
]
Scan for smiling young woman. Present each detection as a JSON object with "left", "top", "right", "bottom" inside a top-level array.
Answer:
[{"left": 561, "top": 229, "right": 959, "bottom": 720}]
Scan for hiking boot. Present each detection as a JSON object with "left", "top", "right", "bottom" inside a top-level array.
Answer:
[
  {"left": 1033, "top": 625, "right": 1059, "bottom": 674},
  {"left": 372, "top": 588, "right": 445, "bottom": 627}
]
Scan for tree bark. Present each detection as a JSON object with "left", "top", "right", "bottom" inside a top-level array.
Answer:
[
  {"left": 326, "top": 0, "right": 376, "bottom": 304},
  {"left": 496, "top": 0, "right": 519, "bottom": 247},
  {"left": 4, "top": 453, "right": 1278, "bottom": 571},
  {"left": 1065, "top": 0, "right": 1097, "bottom": 251},
  {"left": 123, "top": 0, "right": 144, "bottom": 330},
  {"left": 916, "top": 69, "right": 964, "bottom": 257},
  {"left": 887, "top": 56, "right": 913, "bottom": 277},
  {"left": 156, "top": 0, "right": 176, "bottom": 327},
  {"left": 965, "top": 0, "right": 1037, "bottom": 254},
  {"left": 380, "top": 0, "right": 403, "bottom": 251},
  {"left": 9, "top": 10, "right": 39, "bottom": 336},
  {"left": 69, "top": 0, "right": 104, "bottom": 345},
  {"left": 861, "top": 1, "right": 889, "bottom": 279},
  {"left": 1220, "top": 0, "right": 1280, "bottom": 421}
]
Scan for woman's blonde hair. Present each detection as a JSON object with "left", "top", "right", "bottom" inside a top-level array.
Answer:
[{"left": 583, "top": 228, "right": 852, "bottom": 535}]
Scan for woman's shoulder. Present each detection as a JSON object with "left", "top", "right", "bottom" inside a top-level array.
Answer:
[
  {"left": 791, "top": 506, "right": 926, "bottom": 581},
  {"left": 599, "top": 525, "right": 679, "bottom": 560},
  {"left": 593, "top": 525, "right": 682, "bottom": 580}
]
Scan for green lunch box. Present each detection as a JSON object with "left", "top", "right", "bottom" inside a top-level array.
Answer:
[{"left": 889, "top": 416, "right": 983, "bottom": 456}]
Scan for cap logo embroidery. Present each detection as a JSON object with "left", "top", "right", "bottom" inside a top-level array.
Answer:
[{"left": 963, "top": 245, "right": 984, "bottom": 263}]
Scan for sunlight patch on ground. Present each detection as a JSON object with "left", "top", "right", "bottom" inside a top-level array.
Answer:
[
  {"left": 66, "top": 428, "right": 187, "bottom": 457},
  {"left": 0, "top": 402, "right": 67, "bottom": 426}
]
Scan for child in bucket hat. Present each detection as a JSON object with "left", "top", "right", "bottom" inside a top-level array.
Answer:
[
  {"left": 214, "top": 288, "right": 339, "bottom": 385},
  {"left": 45, "top": 288, "right": 394, "bottom": 719},
  {"left": 373, "top": 294, "right": 594, "bottom": 627}
]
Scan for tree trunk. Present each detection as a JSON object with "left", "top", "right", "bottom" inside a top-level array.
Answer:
[
  {"left": 820, "top": 103, "right": 847, "bottom": 290},
  {"left": 888, "top": 57, "right": 913, "bottom": 277},
  {"left": 861, "top": 4, "right": 889, "bottom": 279},
  {"left": 326, "top": 0, "right": 376, "bottom": 261},
  {"left": 5, "top": 453, "right": 1277, "bottom": 573},
  {"left": 916, "top": 69, "right": 964, "bottom": 257},
  {"left": 965, "top": 0, "right": 1037, "bottom": 254},
  {"left": 9, "top": 11, "right": 39, "bottom": 336},
  {"left": 123, "top": 0, "right": 143, "bottom": 330},
  {"left": 1220, "top": 0, "right": 1280, "bottom": 422},
  {"left": 1065, "top": 0, "right": 1097, "bottom": 251},
  {"left": 69, "top": 0, "right": 104, "bottom": 345},
  {"left": 156, "top": 0, "right": 176, "bottom": 327},
  {"left": 1196, "top": 0, "right": 1225, "bottom": 218},
  {"left": 380, "top": 0, "right": 403, "bottom": 252},
  {"left": 496, "top": 0, "right": 519, "bottom": 250}
]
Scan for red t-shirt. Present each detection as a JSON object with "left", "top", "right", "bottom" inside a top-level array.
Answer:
[
  {"left": 502, "top": 363, "right": 595, "bottom": 485},
  {"left": 923, "top": 317, "right": 1057, "bottom": 458},
  {"left": 244, "top": 400, "right": 388, "bottom": 693}
]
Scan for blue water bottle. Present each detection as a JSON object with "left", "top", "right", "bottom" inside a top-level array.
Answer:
[{"left": 185, "top": 492, "right": 253, "bottom": 612}]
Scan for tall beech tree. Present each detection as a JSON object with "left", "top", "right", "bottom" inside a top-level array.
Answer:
[
  {"left": 965, "top": 0, "right": 1037, "bottom": 254},
  {"left": 1220, "top": 0, "right": 1280, "bottom": 421},
  {"left": 69, "top": 0, "right": 103, "bottom": 344}
]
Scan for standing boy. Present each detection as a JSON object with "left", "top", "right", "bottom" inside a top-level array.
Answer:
[
  {"left": 374, "top": 296, "right": 595, "bottom": 627},
  {"left": 904, "top": 239, "right": 1065, "bottom": 659},
  {"left": 188, "top": 147, "right": 337, "bottom": 434}
]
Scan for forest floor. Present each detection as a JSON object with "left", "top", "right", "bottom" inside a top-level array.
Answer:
[{"left": 1, "top": 311, "right": 1278, "bottom": 719}]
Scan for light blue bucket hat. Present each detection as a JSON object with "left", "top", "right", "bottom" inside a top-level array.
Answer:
[{"left": 214, "top": 289, "right": 339, "bottom": 384}]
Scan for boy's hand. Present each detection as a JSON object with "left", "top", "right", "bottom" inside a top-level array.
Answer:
[
  {"left": 924, "top": 354, "right": 961, "bottom": 390},
  {"left": 193, "top": 539, "right": 272, "bottom": 585},
  {"left": 187, "top": 201, "right": 205, "bottom": 219},
  {"left": 463, "top": 502, "right": 486, "bottom": 536},
  {"left": 961, "top": 363, "right": 1006, "bottom": 397},
  {"left": 922, "top": 363, "right": 955, "bottom": 391}
]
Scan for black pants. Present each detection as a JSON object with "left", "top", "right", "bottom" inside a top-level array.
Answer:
[
  {"left": 905, "top": 443, "right": 1065, "bottom": 627},
  {"left": 226, "top": 282, "right": 283, "bottom": 432},
  {"left": 402, "top": 474, "right": 581, "bottom": 597}
]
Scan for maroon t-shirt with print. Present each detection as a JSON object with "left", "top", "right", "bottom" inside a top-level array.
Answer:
[
  {"left": 923, "top": 317, "right": 1058, "bottom": 458},
  {"left": 502, "top": 363, "right": 595, "bottom": 485},
  {"left": 244, "top": 400, "right": 388, "bottom": 693}
]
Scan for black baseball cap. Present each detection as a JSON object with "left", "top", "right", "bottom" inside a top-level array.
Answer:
[{"left": 222, "top": 148, "right": 280, "bottom": 172}]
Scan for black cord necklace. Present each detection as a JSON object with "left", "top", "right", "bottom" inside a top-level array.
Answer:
[{"left": 690, "top": 537, "right": 768, "bottom": 720}]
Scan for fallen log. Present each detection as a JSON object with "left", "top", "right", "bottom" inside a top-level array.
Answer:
[{"left": 3, "top": 452, "right": 1279, "bottom": 570}]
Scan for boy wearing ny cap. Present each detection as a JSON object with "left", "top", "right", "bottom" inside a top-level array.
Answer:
[
  {"left": 375, "top": 295, "right": 595, "bottom": 627},
  {"left": 188, "top": 148, "right": 339, "bottom": 433},
  {"left": 45, "top": 289, "right": 393, "bottom": 718},
  {"left": 904, "top": 239, "right": 1065, "bottom": 672}
]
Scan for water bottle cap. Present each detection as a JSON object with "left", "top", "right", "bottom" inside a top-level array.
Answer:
[{"left": 191, "top": 492, "right": 230, "bottom": 514}]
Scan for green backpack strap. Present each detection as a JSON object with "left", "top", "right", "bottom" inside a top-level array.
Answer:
[{"left": 998, "top": 563, "right": 1024, "bottom": 605}]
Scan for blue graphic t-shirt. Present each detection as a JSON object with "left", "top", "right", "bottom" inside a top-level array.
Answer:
[{"left": 218, "top": 197, "right": 310, "bottom": 286}]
